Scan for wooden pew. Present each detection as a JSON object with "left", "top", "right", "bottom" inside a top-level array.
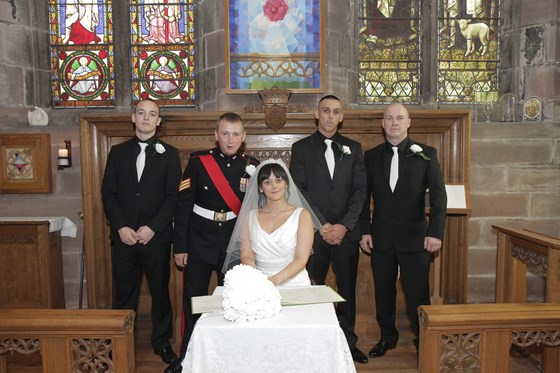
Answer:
[
  {"left": 418, "top": 303, "right": 560, "bottom": 373},
  {"left": 0, "top": 309, "right": 135, "bottom": 373}
]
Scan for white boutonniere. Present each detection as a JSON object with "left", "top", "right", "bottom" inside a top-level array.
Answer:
[
  {"left": 153, "top": 141, "right": 166, "bottom": 155},
  {"left": 245, "top": 164, "right": 256, "bottom": 176},
  {"left": 408, "top": 144, "right": 430, "bottom": 160},
  {"left": 335, "top": 142, "right": 352, "bottom": 160}
]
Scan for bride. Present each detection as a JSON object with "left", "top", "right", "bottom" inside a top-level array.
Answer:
[{"left": 223, "top": 159, "right": 322, "bottom": 286}]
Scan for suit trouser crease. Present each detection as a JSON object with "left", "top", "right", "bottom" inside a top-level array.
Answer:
[
  {"left": 371, "top": 246, "right": 431, "bottom": 343},
  {"left": 111, "top": 241, "right": 173, "bottom": 350},
  {"left": 179, "top": 258, "right": 226, "bottom": 358},
  {"left": 306, "top": 238, "right": 360, "bottom": 347}
]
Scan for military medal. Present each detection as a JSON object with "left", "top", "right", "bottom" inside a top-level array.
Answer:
[{"left": 239, "top": 177, "right": 248, "bottom": 192}]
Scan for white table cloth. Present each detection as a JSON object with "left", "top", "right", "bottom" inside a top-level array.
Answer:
[
  {"left": 0, "top": 216, "right": 77, "bottom": 237},
  {"left": 182, "top": 287, "right": 356, "bottom": 373}
]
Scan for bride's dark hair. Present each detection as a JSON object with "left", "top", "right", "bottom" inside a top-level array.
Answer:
[
  {"left": 257, "top": 162, "right": 290, "bottom": 207},
  {"left": 257, "top": 162, "right": 289, "bottom": 186}
]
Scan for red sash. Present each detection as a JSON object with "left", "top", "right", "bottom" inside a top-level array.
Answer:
[{"left": 199, "top": 155, "right": 242, "bottom": 215}]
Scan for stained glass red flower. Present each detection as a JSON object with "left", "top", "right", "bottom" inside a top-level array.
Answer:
[{"left": 263, "top": 0, "right": 289, "bottom": 22}]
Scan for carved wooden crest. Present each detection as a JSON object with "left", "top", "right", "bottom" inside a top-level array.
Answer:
[{"left": 257, "top": 86, "right": 292, "bottom": 130}]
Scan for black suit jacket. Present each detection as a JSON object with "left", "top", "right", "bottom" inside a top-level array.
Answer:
[
  {"left": 290, "top": 131, "right": 367, "bottom": 241},
  {"left": 360, "top": 137, "right": 447, "bottom": 252},
  {"left": 101, "top": 137, "right": 182, "bottom": 244}
]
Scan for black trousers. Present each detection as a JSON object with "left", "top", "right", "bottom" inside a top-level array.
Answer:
[
  {"left": 371, "top": 245, "right": 432, "bottom": 344},
  {"left": 306, "top": 234, "right": 360, "bottom": 347},
  {"left": 178, "top": 258, "right": 226, "bottom": 358},
  {"left": 111, "top": 240, "right": 173, "bottom": 350}
]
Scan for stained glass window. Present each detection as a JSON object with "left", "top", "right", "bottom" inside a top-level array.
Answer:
[
  {"left": 130, "top": 0, "right": 195, "bottom": 107},
  {"left": 358, "top": 0, "right": 500, "bottom": 104},
  {"left": 358, "top": 0, "right": 421, "bottom": 104},
  {"left": 438, "top": 0, "right": 500, "bottom": 103},
  {"left": 49, "top": 0, "right": 115, "bottom": 108}
]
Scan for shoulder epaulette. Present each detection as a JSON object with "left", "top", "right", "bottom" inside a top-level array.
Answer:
[
  {"left": 189, "top": 149, "right": 214, "bottom": 160},
  {"left": 240, "top": 153, "right": 260, "bottom": 165}
]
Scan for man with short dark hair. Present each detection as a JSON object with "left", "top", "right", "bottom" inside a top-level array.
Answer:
[
  {"left": 102, "top": 99, "right": 181, "bottom": 365},
  {"left": 290, "top": 95, "right": 369, "bottom": 364}
]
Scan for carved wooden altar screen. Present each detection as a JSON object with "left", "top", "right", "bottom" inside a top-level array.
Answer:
[{"left": 80, "top": 110, "right": 471, "bottom": 337}]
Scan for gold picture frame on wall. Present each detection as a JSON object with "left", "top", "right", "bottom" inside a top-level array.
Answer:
[
  {"left": 523, "top": 96, "right": 543, "bottom": 122},
  {"left": 0, "top": 134, "right": 52, "bottom": 194},
  {"left": 225, "top": 0, "right": 325, "bottom": 93}
]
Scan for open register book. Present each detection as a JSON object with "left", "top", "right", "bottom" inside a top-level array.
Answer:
[{"left": 191, "top": 285, "right": 345, "bottom": 314}]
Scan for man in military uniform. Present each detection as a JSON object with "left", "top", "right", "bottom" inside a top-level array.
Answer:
[{"left": 165, "top": 112, "right": 259, "bottom": 373}]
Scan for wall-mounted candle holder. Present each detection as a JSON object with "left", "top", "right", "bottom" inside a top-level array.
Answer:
[{"left": 57, "top": 140, "right": 72, "bottom": 170}]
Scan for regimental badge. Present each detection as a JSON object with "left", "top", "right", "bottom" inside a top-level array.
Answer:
[
  {"left": 179, "top": 178, "right": 191, "bottom": 192},
  {"left": 239, "top": 177, "right": 249, "bottom": 193}
]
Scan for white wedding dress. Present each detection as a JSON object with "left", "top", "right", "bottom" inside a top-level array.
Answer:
[{"left": 249, "top": 207, "right": 311, "bottom": 286}]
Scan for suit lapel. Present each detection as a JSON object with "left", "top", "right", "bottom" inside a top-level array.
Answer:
[
  {"left": 127, "top": 140, "right": 140, "bottom": 183},
  {"left": 142, "top": 143, "right": 157, "bottom": 180},
  {"left": 310, "top": 135, "right": 332, "bottom": 179},
  {"left": 390, "top": 138, "right": 413, "bottom": 193}
]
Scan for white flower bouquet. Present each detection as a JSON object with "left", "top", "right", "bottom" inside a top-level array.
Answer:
[{"left": 222, "top": 264, "right": 282, "bottom": 323}]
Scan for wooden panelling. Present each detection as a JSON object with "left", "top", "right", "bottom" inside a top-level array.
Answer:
[{"left": 80, "top": 110, "right": 471, "bottom": 341}]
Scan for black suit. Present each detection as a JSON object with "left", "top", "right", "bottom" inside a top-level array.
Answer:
[
  {"left": 173, "top": 148, "right": 259, "bottom": 358},
  {"left": 102, "top": 136, "right": 182, "bottom": 351},
  {"left": 290, "top": 130, "right": 367, "bottom": 347},
  {"left": 360, "top": 137, "right": 447, "bottom": 343}
]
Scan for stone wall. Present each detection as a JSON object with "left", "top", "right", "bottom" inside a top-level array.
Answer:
[{"left": 468, "top": 121, "right": 560, "bottom": 303}]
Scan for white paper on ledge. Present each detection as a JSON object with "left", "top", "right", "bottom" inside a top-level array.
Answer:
[
  {"left": 425, "top": 185, "right": 467, "bottom": 210},
  {"left": 191, "top": 285, "right": 345, "bottom": 314},
  {"left": 445, "top": 184, "right": 467, "bottom": 209}
]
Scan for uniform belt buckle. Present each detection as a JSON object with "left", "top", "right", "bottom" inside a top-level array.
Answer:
[{"left": 213, "top": 211, "right": 227, "bottom": 222}]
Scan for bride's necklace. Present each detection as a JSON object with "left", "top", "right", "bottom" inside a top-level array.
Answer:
[{"left": 262, "top": 204, "right": 290, "bottom": 217}]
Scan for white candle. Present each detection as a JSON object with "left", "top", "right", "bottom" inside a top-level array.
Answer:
[{"left": 58, "top": 148, "right": 69, "bottom": 157}]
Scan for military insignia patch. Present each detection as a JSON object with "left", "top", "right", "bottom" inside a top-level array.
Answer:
[
  {"left": 239, "top": 177, "right": 249, "bottom": 192},
  {"left": 179, "top": 178, "right": 191, "bottom": 192}
]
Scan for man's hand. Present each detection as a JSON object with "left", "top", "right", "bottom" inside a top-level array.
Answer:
[
  {"left": 359, "top": 234, "right": 373, "bottom": 254},
  {"left": 118, "top": 227, "right": 138, "bottom": 245},
  {"left": 174, "top": 253, "right": 188, "bottom": 268},
  {"left": 136, "top": 226, "right": 155, "bottom": 245},
  {"left": 424, "top": 236, "right": 442, "bottom": 253},
  {"left": 321, "top": 223, "right": 347, "bottom": 245}
]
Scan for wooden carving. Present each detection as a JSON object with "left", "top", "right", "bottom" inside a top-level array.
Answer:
[{"left": 257, "top": 86, "right": 292, "bottom": 130}]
